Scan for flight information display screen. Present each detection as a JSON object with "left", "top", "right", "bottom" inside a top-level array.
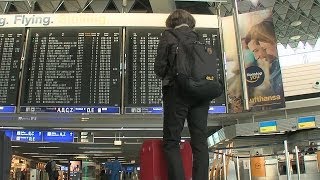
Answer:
[
  {"left": 20, "top": 27, "right": 121, "bottom": 114},
  {"left": 125, "top": 28, "right": 163, "bottom": 114},
  {"left": 0, "top": 28, "right": 24, "bottom": 113},
  {"left": 125, "top": 28, "right": 226, "bottom": 114}
]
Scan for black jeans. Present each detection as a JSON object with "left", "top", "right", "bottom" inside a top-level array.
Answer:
[{"left": 162, "top": 84, "right": 210, "bottom": 180}]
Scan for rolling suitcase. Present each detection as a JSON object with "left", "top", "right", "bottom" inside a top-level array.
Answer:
[{"left": 140, "top": 139, "right": 192, "bottom": 180}]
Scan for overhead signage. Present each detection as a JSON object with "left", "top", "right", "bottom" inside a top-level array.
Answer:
[
  {"left": 78, "top": 132, "right": 94, "bottom": 143},
  {"left": 0, "top": 106, "right": 16, "bottom": 113},
  {"left": 259, "top": 121, "right": 277, "bottom": 133},
  {"left": 4, "top": 130, "right": 74, "bottom": 143},
  {"left": 209, "top": 106, "right": 227, "bottom": 114},
  {"left": 298, "top": 116, "right": 316, "bottom": 129},
  {"left": 4, "top": 130, "right": 12, "bottom": 139},
  {"left": 20, "top": 106, "right": 120, "bottom": 114},
  {"left": 125, "top": 107, "right": 163, "bottom": 114},
  {"left": 12, "top": 130, "right": 42, "bottom": 142},
  {"left": 43, "top": 131, "right": 74, "bottom": 143}
]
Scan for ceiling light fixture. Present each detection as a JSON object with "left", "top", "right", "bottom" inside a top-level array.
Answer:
[
  {"left": 38, "top": 147, "right": 60, "bottom": 149},
  {"left": 75, "top": 155, "right": 88, "bottom": 159},
  {"left": 290, "top": 35, "right": 301, "bottom": 40},
  {"left": 80, "top": 128, "right": 163, "bottom": 131},
  {"left": 94, "top": 136, "right": 190, "bottom": 139},
  {"left": 32, "top": 155, "right": 57, "bottom": 158},
  {"left": 83, "top": 151, "right": 122, "bottom": 154},
  {"left": 0, "top": 126, "right": 24, "bottom": 129},
  {"left": 175, "top": 0, "right": 227, "bottom": 2},
  {"left": 79, "top": 147, "right": 121, "bottom": 150},
  {"left": 290, "top": 20, "right": 302, "bottom": 27},
  {"left": 23, "top": 153, "right": 40, "bottom": 155}
]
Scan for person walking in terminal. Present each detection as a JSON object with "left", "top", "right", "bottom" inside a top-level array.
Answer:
[
  {"left": 107, "top": 157, "right": 122, "bottom": 180},
  {"left": 154, "top": 9, "right": 211, "bottom": 180}
]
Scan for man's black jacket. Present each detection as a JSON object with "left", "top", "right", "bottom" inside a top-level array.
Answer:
[{"left": 154, "top": 26, "right": 198, "bottom": 86}]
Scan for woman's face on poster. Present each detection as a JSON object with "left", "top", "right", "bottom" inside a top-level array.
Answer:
[
  {"left": 259, "top": 41, "right": 278, "bottom": 58},
  {"left": 247, "top": 40, "right": 267, "bottom": 61}
]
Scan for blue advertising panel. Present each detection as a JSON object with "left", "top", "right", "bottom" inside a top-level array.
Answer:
[
  {"left": 43, "top": 131, "right": 74, "bottom": 143},
  {"left": 0, "top": 106, "right": 16, "bottom": 113},
  {"left": 12, "top": 130, "right": 42, "bottom": 142}
]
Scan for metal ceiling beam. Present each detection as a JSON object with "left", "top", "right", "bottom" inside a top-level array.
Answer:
[
  {"left": 113, "top": 0, "right": 134, "bottom": 13},
  {"left": 53, "top": 0, "right": 64, "bottom": 13},
  {"left": 89, "top": 0, "right": 109, "bottom": 13},
  {"left": 79, "top": 0, "right": 92, "bottom": 12},
  {"left": 76, "top": 0, "right": 88, "bottom": 9},
  {"left": 149, "top": 0, "right": 176, "bottom": 13},
  {"left": 64, "top": 0, "right": 80, "bottom": 12},
  {"left": 0, "top": 1, "right": 9, "bottom": 13},
  {"left": 12, "top": 1, "right": 31, "bottom": 13},
  {"left": 37, "top": 0, "right": 55, "bottom": 12}
]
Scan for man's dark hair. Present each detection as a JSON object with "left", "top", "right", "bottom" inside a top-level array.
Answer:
[{"left": 165, "top": 9, "right": 196, "bottom": 28}]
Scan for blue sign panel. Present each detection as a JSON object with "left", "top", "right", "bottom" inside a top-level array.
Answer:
[
  {"left": 298, "top": 116, "right": 316, "bottom": 129},
  {"left": 259, "top": 120, "right": 277, "bottom": 133},
  {"left": 208, "top": 106, "right": 226, "bottom": 114},
  {"left": 12, "top": 130, "right": 42, "bottom": 142},
  {"left": 20, "top": 106, "right": 120, "bottom": 114},
  {"left": 0, "top": 106, "right": 16, "bottom": 113},
  {"left": 126, "top": 166, "right": 134, "bottom": 173},
  {"left": 125, "top": 107, "right": 163, "bottom": 114},
  {"left": 43, "top": 131, "right": 74, "bottom": 143},
  {"left": 4, "top": 130, "right": 12, "bottom": 138}
]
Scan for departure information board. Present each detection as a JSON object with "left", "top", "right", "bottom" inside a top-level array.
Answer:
[
  {"left": 125, "top": 28, "right": 163, "bottom": 114},
  {"left": 21, "top": 27, "right": 121, "bottom": 113},
  {"left": 0, "top": 28, "right": 24, "bottom": 113},
  {"left": 125, "top": 28, "right": 226, "bottom": 114}
]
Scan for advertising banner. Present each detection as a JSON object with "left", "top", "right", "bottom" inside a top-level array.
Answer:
[
  {"left": 222, "top": 10, "right": 285, "bottom": 113},
  {"left": 0, "top": 13, "right": 218, "bottom": 28}
]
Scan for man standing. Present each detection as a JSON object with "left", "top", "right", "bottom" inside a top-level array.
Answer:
[{"left": 155, "top": 9, "right": 211, "bottom": 180}]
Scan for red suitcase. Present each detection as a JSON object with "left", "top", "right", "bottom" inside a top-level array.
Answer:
[{"left": 139, "top": 139, "right": 192, "bottom": 180}]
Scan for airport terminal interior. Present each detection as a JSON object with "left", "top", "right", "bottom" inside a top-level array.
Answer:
[{"left": 0, "top": 0, "right": 320, "bottom": 179}]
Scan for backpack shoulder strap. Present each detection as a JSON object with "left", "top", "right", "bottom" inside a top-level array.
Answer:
[
  {"left": 163, "top": 29, "right": 180, "bottom": 76},
  {"left": 165, "top": 29, "right": 180, "bottom": 42}
]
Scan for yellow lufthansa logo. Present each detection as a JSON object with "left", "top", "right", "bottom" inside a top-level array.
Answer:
[
  {"left": 260, "top": 126, "right": 277, "bottom": 133},
  {"left": 298, "top": 122, "right": 316, "bottom": 129},
  {"left": 206, "top": 76, "right": 215, "bottom": 81},
  {"left": 207, "top": 47, "right": 213, "bottom": 55}
]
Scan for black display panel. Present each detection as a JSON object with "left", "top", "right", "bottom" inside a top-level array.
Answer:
[
  {"left": 21, "top": 27, "right": 121, "bottom": 114},
  {"left": 125, "top": 28, "right": 226, "bottom": 114},
  {"left": 125, "top": 28, "right": 163, "bottom": 114},
  {"left": 0, "top": 28, "right": 24, "bottom": 112}
]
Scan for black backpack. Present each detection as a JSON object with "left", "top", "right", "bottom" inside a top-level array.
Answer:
[{"left": 167, "top": 30, "right": 223, "bottom": 101}]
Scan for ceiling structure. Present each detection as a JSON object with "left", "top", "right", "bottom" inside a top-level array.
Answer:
[
  {"left": 0, "top": 0, "right": 319, "bottom": 48},
  {"left": 1, "top": 0, "right": 320, "bottom": 164}
]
